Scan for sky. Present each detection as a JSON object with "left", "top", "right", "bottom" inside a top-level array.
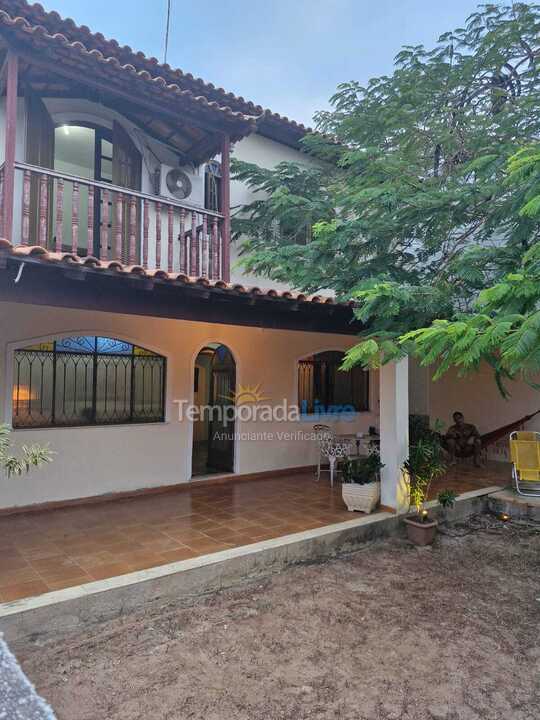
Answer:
[{"left": 41, "top": 0, "right": 486, "bottom": 127}]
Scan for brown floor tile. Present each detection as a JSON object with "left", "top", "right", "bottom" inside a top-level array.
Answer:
[
  {"left": 115, "top": 550, "right": 168, "bottom": 572},
  {"left": 29, "top": 555, "right": 80, "bottom": 573},
  {"left": 161, "top": 529, "right": 209, "bottom": 544},
  {"left": 201, "top": 526, "right": 249, "bottom": 542},
  {"left": 159, "top": 547, "right": 197, "bottom": 563},
  {"left": 183, "top": 538, "right": 232, "bottom": 554},
  {"left": 219, "top": 518, "right": 258, "bottom": 531},
  {"left": 88, "top": 563, "right": 135, "bottom": 581},
  {"left": 0, "top": 566, "right": 41, "bottom": 588},
  {"left": 92, "top": 541, "right": 142, "bottom": 555},
  {"left": 0, "top": 554, "right": 31, "bottom": 572},
  {"left": 45, "top": 574, "right": 93, "bottom": 591},
  {"left": 0, "top": 580, "right": 50, "bottom": 601},
  {"left": 17, "top": 542, "right": 65, "bottom": 560},
  {"left": 184, "top": 519, "right": 224, "bottom": 531},
  {"left": 84, "top": 531, "right": 132, "bottom": 545},
  {"left": 118, "top": 527, "right": 168, "bottom": 542},
  {"left": 138, "top": 536, "right": 186, "bottom": 553},
  {"left": 69, "top": 551, "right": 117, "bottom": 570},
  {"left": 36, "top": 563, "right": 90, "bottom": 584}
]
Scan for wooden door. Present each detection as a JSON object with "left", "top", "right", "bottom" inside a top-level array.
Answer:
[
  {"left": 207, "top": 347, "right": 235, "bottom": 472},
  {"left": 112, "top": 121, "right": 142, "bottom": 263},
  {"left": 25, "top": 92, "right": 54, "bottom": 246}
]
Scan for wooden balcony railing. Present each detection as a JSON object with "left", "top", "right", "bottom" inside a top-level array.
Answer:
[{"left": 3, "top": 161, "right": 227, "bottom": 279}]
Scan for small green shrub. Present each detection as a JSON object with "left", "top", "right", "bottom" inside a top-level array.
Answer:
[
  {"left": 342, "top": 453, "right": 383, "bottom": 485},
  {"left": 0, "top": 424, "right": 53, "bottom": 478},
  {"left": 403, "top": 434, "right": 447, "bottom": 518},
  {"left": 437, "top": 488, "right": 458, "bottom": 508}
]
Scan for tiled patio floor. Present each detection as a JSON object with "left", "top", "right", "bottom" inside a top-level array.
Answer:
[
  {"left": 0, "top": 463, "right": 509, "bottom": 603},
  {"left": 430, "top": 459, "right": 510, "bottom": 498}
]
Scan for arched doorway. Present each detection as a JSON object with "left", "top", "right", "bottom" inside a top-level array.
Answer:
[
  {"left": 24, "top": 93, "right": 142, "bottom": 255},
  {"left": 52, "top": 121, "right": 141, "bottom": 259},
  {"left": 192, "top": 344, "right": 236, "bottom": 476}
]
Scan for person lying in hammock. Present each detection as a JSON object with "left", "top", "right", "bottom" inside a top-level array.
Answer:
[{"left": 444, "top": 411, "right": 482, "bottom": 467}]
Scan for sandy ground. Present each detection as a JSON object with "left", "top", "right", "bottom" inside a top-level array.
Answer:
[{"left": 18, "top": 515, "right": 540, "bottom": 720}]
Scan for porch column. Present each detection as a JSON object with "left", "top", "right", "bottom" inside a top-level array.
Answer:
[
  {"left": 2, "top": 52, "right": 18, "bottom": 243},
  {"left": 379, "top": 357, "right": 410, "bottom": 513},
  {"left": 220, "top": 133, "right": 231, "bottom": 282}
]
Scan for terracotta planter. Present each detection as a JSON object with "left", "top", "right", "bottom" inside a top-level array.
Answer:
[
  {"left": 403, "top": 516, "right": 438, "bottom": 545},
  {"left": 342, "top": 481, "right": 380, "bottom": 513}
]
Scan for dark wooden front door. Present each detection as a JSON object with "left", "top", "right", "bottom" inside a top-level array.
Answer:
[{"left": 207, "top": 347, "right": 235, "bottom": 473}]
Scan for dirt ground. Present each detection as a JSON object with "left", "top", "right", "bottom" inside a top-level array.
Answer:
[{"left": 18, "top": 515, "right": 540, "bottom": 720}]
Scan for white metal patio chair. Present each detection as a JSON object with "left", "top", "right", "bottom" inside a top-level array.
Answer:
[
  {"left": 314, "top": 424, "right": 333, "bottom": 482},
  {"left": 320, "top": 437, "right": 353, "bottom": 488}
]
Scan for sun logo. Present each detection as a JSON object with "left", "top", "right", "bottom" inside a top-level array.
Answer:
[{"left": 223, "top": 383, "right": 270, "bottom": 405}]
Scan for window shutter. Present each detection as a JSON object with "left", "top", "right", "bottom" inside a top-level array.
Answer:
[
  {"left": 112, "top": 121, "right": 141, "bottom": 191},
  {"left": 25, "top": 91, "right": 55, "bottom": 245},
  {"left": 112, "top": 122, "right": 142, "bottom": 262}
]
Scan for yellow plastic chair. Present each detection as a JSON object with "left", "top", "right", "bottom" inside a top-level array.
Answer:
[{"left": 509, "top": 431, "right": 540, "bottom": 497}]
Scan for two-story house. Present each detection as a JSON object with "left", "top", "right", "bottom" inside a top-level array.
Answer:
[
  {"left": 1, "top": 1, "right": 539, "bottom": 616},
  {"left": 0, "top": 1, "right": 534, "bottom": 525}
]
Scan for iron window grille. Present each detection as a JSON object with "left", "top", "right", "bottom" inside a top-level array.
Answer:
[
  {"left": 12, "top": 336, "right": 166, "bottom": 429},
  {"left": 298, "top": 351, "right": 369, "bottom": 414}
]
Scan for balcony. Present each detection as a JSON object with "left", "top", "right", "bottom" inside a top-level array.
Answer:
[
  {"left": 0, "top": 161, "right": 227, "bottom": 278},
  {"left": 0, "top": 48, "right": 241, "bottom": 282}
]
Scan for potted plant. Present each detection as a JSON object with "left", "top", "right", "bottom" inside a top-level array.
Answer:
[
  {"left": 341, "top": 452, "right": 383, "bottom": 513},
  {"left": 402, "top": 435, "right": 447, "bottom": 545},
  {"left": 437, "top": 488, "right": 458, "bottom": 521}
]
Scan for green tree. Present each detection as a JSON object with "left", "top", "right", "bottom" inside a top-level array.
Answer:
[
  {"left": 232, "top": 3, "right": 540, "bottom": 386},
  {"left": 403, "top": 144, "right": 540, "bottom": 392}
]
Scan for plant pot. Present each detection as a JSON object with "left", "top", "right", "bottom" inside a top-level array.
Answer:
[
  {"left": 342, "top": 481, "right": 380, "bottom": 513},
  {"left": 403, "top": 516, "right": 438, "bottom": 546}
]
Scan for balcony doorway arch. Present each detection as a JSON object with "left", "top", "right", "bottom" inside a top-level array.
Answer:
[
  {"left": 25, "top": 92, "right": 141, "bottom": 258},
  {"left": 192, "top": 343, "right": 236, "bottom": 476}
]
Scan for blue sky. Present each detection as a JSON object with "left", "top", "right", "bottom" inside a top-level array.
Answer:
[{"left": 42, "top": 0, "right": 484, "bottom": 126}]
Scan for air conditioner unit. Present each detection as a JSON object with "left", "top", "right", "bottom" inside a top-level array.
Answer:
[{"left": 160, "top": 164, "right": 201, "bottom": 205}]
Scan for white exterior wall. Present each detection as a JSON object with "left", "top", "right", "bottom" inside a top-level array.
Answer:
[
  {"left": 230, "top": 133, "right": 317, "bottom": 289},
  {"left": 0, "top": 301, "right": 379, "bottom": 510}
]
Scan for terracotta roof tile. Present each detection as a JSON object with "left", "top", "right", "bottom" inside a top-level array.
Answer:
[
  {"left": 0, "top": 8, "right": 258, "bottom": 133},
  {"left": 0, "top": 1, "right": 313, "bottom": 140},
  {"left": 0, "top": 239, "right": 351, "bottom": 308}
]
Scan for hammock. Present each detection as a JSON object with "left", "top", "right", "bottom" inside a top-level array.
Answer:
[{"left": 480, "top": 409, "right": 540, "bottom": 447}]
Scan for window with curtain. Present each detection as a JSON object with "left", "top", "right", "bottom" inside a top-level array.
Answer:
[
  {"left": 12, "top": 336, "right": 166, "bottom": 429},
  {"left": 298, "top": 351, "right": 369, "bottom": 414}
]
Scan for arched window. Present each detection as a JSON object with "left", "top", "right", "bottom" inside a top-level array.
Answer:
[
  {"left": 298, "top": 351, "right": 369, "bottom": 414},
  {"left": 12, "top": 336, "right": 166, "bottom": 428}
]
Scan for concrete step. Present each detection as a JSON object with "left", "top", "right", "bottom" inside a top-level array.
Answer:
[{"left": 487, "top": 488, "right": 540, "bottom": 522}]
